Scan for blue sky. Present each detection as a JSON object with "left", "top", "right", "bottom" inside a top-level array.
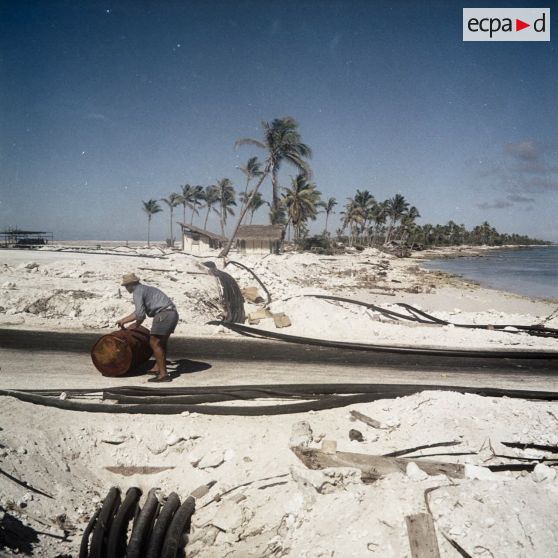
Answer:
[{"left": 1, "top": 0, "right": 556, "bottom": 241}]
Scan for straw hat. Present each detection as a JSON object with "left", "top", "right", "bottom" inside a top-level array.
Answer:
[{"left": 121, "top": 272, "right": 140, "bottom": 286}]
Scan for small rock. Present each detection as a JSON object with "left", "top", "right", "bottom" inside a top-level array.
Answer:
[
  {"left": 532, "top": 463, "right": 556, "bottom": 483},
  {"left": 464, "top": 465, "right": 497, "bottom": 480},
  {"left": 166, "top": 434, "right": 183, "bottom": 447},
  {"left": 188, "top": 450, "right": 204, "bottom": 467},
  {"left": 146, "top": 439, "right": 168, "bottom": 455},
  {"left": 210, "top": 500, "right": 244, "bottom": 532},
  {"left": 22, "top": 493, "right": 33, "bottom": 503},
  {"left": 198, "top": 449, "right": 224, "bottom": 469},
  {"left": 405, "top": 462, "right": 428, "bottom": 481},
  {"left": 349, "top": 429, "right": 364, "bottom": 442}
]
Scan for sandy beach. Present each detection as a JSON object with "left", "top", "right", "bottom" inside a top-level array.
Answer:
[{"left": 1, "top": 244, "right": 557, "bottom": 557}]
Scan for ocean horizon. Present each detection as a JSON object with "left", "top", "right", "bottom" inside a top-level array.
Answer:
[{"left": 423, "top": 245, "right": 558, "bottom": 301}]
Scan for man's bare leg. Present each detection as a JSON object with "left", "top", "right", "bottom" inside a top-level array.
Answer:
[{"left": 149, "top": 334, "right": 170, "bottom": 379}]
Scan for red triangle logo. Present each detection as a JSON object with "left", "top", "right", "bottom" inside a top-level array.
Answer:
[{"left": 516, "top": 19, "right": 530, "bottom": 31}]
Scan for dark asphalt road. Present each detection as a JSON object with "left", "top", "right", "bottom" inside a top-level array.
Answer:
[{"left": 1, "top": 328, "right": 557, "bottom": 376}]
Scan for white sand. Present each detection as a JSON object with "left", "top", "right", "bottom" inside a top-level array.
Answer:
[
  {"left": 1, "top": 245, "right": 556, "bottom": 350},
  {"left": 1, "top": 244, "right": 557, "bottom": 556}
]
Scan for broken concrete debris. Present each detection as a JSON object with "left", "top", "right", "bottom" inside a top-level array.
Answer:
[{"left": 289, "top": 421, "right": 314, "bottom": 448}]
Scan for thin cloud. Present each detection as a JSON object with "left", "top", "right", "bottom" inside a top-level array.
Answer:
[
  {"left": 504, "top": 140, "right": 539, "bottom": 161},
  {"left": 527, "top": 176, "right": 558, "bottom": 192},
  {"left": 506, "top": 194, "right": 535, "bottom": 203},
  {"left": 86, "top": 113, "right": 107, "bottom": 121},
  {"left": 475, "top": 140, "right": 558, "bottom": 197},
  {"left": 476, "top": 199, "right": 513, "bottom": 210}
]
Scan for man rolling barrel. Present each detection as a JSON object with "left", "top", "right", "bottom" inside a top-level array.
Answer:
[{"left": 116, "top": 273, "right": 179, "bottom": 382}]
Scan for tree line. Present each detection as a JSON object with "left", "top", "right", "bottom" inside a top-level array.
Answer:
[{"left": 141, "top": 116, "right": 549, "bottom": 253}]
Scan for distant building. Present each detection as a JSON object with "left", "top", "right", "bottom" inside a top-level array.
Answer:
[
  {"left": 179, "top": 223, "right": 225, "bottom": 254},
  {"left": 0, "top": 228, "right": 53, "bottom": 248},
  {"left": 236, "top": 225, "right": 284, "bottom": 254}
]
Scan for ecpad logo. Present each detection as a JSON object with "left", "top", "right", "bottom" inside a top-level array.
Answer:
[{"left": 463, "top": 8, "right": 550, "bottom": 41}]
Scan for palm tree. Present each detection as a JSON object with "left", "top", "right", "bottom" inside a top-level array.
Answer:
[
  {"left": 142, "top": 199, "right": 162, "bottom": 248},
  {"left": 202, "top": 185, "right": 220, "bottom": 230},
  {"left": 219, "top": 117, "right": 312, "bottom": 257},
  {"left": 216, "top": 178, "right": 236, "bottom": 238},
  {"left": 353, "top": 190, "right": 376, "bottom": 244},
  {"left": 239, "top": 190, "right": 269, "bottom": 224},
  {"left": 384, "top": 194, "right": 409, "bottom": 244},
  {"left": 398, "top": 206, "right": 421, "bottom": 241},
  {"left": 190, "top": 185, "right": 205, "bottom": 225},
  {"left": 219, "top": 117, "right": 311, "bottom": 256},
  {"left": 160, "top": 192, "right": 182, "bottom": 247},
  {"left": 180, "top": 184, "right": 194, "bottom": 225},
  {"left": 235, "top": 117, "right": 312, "bottom": 221},
  {"left": 180, "top": 184, "right": 205, "bottom": 226},
  {"left": 341, "top": 198, "right": 365, "bottom": 246},
  {"left": 420, "top": 223, "right": 433, "bottom": 247},
  {"left": 371, "top": 200, "right": 388, "bottom": 245},
  {"left": 282, "top": 173, "right": 322, "bottom": 242},
  {"left": 248, "top": 191, "right": 269, "bottom": 224},
  {"left": 237, "top": 156, "right": 264, "bottom": 202},
  {"left": 323, "top": 197, "right": 337, "bottom": 235}
]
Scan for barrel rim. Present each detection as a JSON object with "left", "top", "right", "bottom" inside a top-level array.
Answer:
[{"left": 91, "top": 333, "right": 133, "bottom": 377}]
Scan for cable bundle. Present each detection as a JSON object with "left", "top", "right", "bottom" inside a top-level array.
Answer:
[{"left": 80, "top": 487, "right": 194, "bottom": 558}]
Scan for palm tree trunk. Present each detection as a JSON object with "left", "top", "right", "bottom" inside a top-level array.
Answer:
[
  {"left": 204, "top": 207, "right": 210, "bottom": 230},
  {"left": 147, "top": 216, "right": 151, "bottom": 248},
  {"left": 219, "top": 164, "right": 270, "bottom": 257},
  {"left": 324, "top": 213, "right": 329, "bottom": 234},
  {"left": 170, "top": 209, "right": 174, "bottom": 246},
  {"left": 220, "top": 205, "right": 225, "bottom": 238},
  {"left": 385, "top": 220, "right": 394, "bottom": 244},
  {"left": 271, "top": 166, "right": 280, "bottom": 223},
  {"left": 182, "top": 205, "right": 186, "bottom": 250}
]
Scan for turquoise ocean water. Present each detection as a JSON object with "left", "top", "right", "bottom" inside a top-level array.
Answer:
[{"left": 422, "top": 246, "right": 558, "bottom": 301}]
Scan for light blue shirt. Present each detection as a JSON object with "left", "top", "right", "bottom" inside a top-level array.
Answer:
[{"left": 131, "top": 284, "right": 175, "bottom": 321}]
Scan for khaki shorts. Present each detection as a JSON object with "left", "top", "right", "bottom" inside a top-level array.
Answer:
[{"left": 151, "top": 309, "right": 179, "bottom": 336}]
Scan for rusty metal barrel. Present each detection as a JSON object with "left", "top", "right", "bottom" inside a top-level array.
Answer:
[{"left": 91, "top": 325, "right": 153, "bottom": 377}]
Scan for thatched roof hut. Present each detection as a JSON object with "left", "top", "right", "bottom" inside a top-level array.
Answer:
[{"left": 236, "top": 225, "right": 284, "bottom": 254}]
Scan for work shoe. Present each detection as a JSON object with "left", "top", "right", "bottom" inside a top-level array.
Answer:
[{"left": 148, "top": 375, "right": 172, "bottom": 383}]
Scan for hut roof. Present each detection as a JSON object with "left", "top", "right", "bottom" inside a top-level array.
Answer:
[
  {"left": 237, "top": 225, "right": 284, "bottom": 241},
  {"left": 178, "top": 222, "right": 226, "bottom": 242}
]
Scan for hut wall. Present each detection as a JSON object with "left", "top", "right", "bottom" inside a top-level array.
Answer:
[
  {"left": 242, "top": 238, "right": 273, "bottom": 254},
  {"left": 183, "top": 232, "right": 211, "bottom": 254}
]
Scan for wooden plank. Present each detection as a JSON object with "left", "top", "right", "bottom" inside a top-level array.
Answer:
[
  {"left": 273, "top": 312, "right": 292, "bottom": 328},
  {"left": 241, "top": 286, "right": 262, "bottom": 303},
  {"left": 105, "top": 466, "right": 174, "bottom": 476},
  {"left": 405, "top": 513, "right": 441, "bottom": 558},
  {"left": 291, "top": 447, "right": 465, "bottom": 480},
  {"left": 350, "top": 409, "right": 384, "bottom": 429},
  {"left": 248, "top": 308, "right": 273, "bottom": 322}
]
